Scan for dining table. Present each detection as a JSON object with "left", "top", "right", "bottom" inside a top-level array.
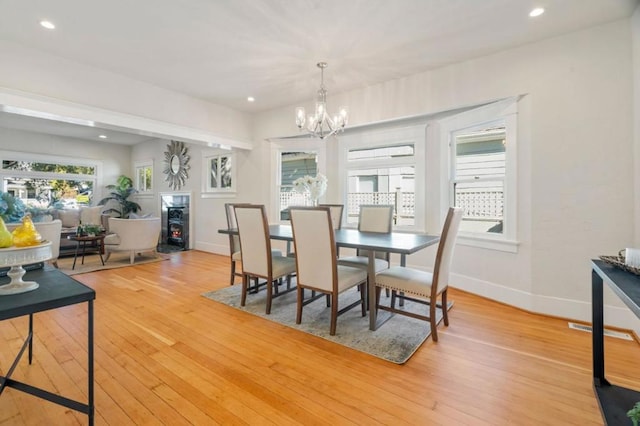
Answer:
[{"left": 219, "top": 224, "right": 440, "bottom": 330}]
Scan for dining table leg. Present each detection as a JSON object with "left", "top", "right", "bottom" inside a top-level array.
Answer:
[{"left": 368, "top": 251, "right": 377, "bottom": 330}]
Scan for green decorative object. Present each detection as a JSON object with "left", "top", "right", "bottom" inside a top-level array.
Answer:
[
  {"left": 628, "top": 402, "right": 640, "bottom": 426},
  {"left": 98, "top": 175, "right": 141, "bottom": 218}
]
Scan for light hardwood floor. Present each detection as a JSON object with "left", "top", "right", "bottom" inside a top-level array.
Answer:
[{"left": 0, "top": 250, "right": 639, "bottom": 425}]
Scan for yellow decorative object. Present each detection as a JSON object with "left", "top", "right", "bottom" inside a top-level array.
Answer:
[
  {"left": 11, "top": 215, "right": 42, "bottom": 247},
  {"left": 0, "top": 217, "right": 12, "bottom": 248}
]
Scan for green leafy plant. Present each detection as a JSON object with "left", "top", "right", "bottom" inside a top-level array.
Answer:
[
  {"left": 0, "top": 192, "right": 26, "bottom": 223},
  {"left": 98, "top": 175, "right": 141, "bottom": 218},
  {"left": 629, "top": 402, "right": 640, "bottom": 426}
]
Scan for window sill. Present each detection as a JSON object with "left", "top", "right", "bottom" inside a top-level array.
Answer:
[
  {"left": 201, "top": 191, "right": 237, "bottom": 199},
  {"left": 134, "top": 192, "right": 154, "bottom": 199},
  {"left": 456, "top": 234, "right": 519, "bottom": 253}
]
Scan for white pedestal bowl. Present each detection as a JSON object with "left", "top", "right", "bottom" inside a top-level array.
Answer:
[{"left": 0, "top": 241, "right": 52, "bottom": 295}]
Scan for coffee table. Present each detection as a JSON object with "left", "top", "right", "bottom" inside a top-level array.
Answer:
[{"left": 67, "top": 234, "right": 105, "bottom": 270}]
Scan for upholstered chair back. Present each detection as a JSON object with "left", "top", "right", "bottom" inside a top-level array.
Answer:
[
  {"left": 290, "top": 207, "right": 336, "bottom": 293},
  {"left": 357, "top": 205, "right": 394, "bottom": 260},
  {"left": 234, "top": 205, "right": 271, "bottom": 278},
  {"left": 358, "top": 205, "right": 394, "bottom": 233},
  {"left": 318, "top": 204, "right": 344, "bottom": 230},
  {"left": 432, "top": 207, "right": 464, "bottom": 295},
  {"left": 225, "top": 203, "right": 250, "bottom": 256}
]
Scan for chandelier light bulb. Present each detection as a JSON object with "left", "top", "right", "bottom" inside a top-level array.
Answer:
[{"left": 295, "top": 62, "right": 348, "bottom": 139}]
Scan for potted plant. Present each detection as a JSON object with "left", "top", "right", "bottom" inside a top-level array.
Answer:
[
  {"left": 629, "top": 402, "right": 640, "bottom": 426},
  {"left": 98, "top": 175, "right": 141, "bottom": 218}
]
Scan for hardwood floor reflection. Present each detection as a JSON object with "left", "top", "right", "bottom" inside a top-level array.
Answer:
[{"left": 0, "top": 250, "right": 638, "bottom": 425}]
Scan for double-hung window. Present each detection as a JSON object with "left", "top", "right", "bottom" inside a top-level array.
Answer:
[
  {"left": 439, "top": 97, "right": 519, "bottom": 251},
  {"left": 339, "top": 125, "right": 426, "bottom": 230}
]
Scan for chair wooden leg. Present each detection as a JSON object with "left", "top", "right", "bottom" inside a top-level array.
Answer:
[
  {"left": 360, "top": 284, "right": 366, "bottom": 317},
  {"left": 266, "top": 280, "right": 273, "bottom": 314},
  {"left": 391, "top": 290, "right": 397, "bottom": 309},
  {"left": 442, "top": 289, "right": 449, "bottom": 326},
  {"left": 430, "top": 297, "right": 438, "bottom": 342},
  {"left": 51, "top": 260, "right": 59, "bottom": 269},
  {"left": 326, "top": 294, "right": 330, "bottom": 307},
  {"left": 330, "top": 293, "right": 338, "bottom": 335},
  {"left": 230, "top": 261, "right": 236, "bottom": 286},
  {"left": 296, "top": 287, "right": 304, "bottom": 324},
  {"left": 241, "top": 274, "right": 248, "bottom": 306}
]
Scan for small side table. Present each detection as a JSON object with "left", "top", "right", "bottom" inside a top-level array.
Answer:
[{"left": 67, "top": 234, "right": 105, "bottom": 270}]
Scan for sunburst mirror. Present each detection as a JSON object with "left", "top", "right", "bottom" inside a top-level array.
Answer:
[{"left": 163, "top": 140, "right": 190, "bottom": 190}]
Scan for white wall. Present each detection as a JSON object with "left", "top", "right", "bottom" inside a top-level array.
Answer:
[
  {"left": 252, "top": 20, "right": 639, "bottom": 331},
  {"left": 0, "top": 40, "right": 252, "bottom": 143},
  {"left": 131, "top": 138, "right": 257, "bottom": 253},
  {"left": 0, "top": 127, "right": 131, "bottom": 203}
]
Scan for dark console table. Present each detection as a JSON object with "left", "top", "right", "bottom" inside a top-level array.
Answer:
[
  {"left": 0, "top": 266, "right": 95, "bottom": 424},
  {"left": 592, "top": 259, "right": 640, "bottom": 425}
]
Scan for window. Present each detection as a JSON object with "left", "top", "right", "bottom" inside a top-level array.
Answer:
[
  {"left": 134, "top": 160, "right": 153, "bottom": 194},
  {"left": 452, "top": 125, "right": 506, "bottom": 235},
  {"left": 0, "top": 151, "right": 100, "bottom": 210},
  {"left": 202, "top": 151, "right": 235, "bottom": 195},
  {"left": 340, "top": 125, "right": 425, "bottom": 230},
  {"left": 278, "top": 151, "right": 318, "bottom": 219},
  {"left": 270, "top": 137, "right": 326, "bottom": 222},
  {"left": 438, "top": 97, "right": 519, "bottom": 251}
]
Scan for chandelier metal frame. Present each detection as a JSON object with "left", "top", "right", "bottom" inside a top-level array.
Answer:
[{"left": 295, "top": 62, "right": 348, "bottom": 140}]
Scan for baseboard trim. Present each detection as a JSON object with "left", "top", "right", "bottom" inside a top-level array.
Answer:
[{"left": 449, "top": 271, "right": 640, "bottom": 336}]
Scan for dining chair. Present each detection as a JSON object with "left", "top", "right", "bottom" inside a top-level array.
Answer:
[
  {"left": 374, "top": 207, "right": 463, "bottom": 342},
  {"left": 225, "top": 203, "right": 282, "bottom": 286},
  {"left": 338, "top": 204, "right": 394, "bottom": 273},
  {"left": 234, "top": 205, "right": 296, "bottom": 314},
  {"left": 318, "top": 204, "right": 344, "bottom": 230},
  {"left": 225, "top": 203, "right": 250, "bottom": 286},
  {"left": 290, "top": 207, "right": 367, "bottom": 335}
]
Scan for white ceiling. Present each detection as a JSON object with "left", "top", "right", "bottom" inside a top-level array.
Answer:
[{"left": 0, "top": 0, "right": 637, "bottom": 142}]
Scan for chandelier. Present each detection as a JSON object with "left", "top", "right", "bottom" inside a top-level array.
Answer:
[{"left": 295, "top": 62, "right": 348, "bottom": 139}]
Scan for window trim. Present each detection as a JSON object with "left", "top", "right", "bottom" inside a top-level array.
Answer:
[
  {"left": 269, "top": 138, "right": 326, "bottom": 223},
  {"left": 338, "top": 125, "right": 426, "bottom": 231},
  {"left": 134, "top": 159, "right": 154, "bottom": 197},
  {"left": 437, "top": 98, "right": 519, "bottom": 251},
  {"left": 201, "top": 149, "right": 236, "bottom": 198},
  {"left": 0, "top": 149, "right": 103, "bottom": 202}
]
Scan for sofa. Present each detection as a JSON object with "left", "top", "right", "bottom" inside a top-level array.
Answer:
[{"left": 50, "top": 206, "right": 105, "bottom": 254}]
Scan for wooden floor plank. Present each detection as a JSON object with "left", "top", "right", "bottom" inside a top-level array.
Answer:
[{"left": 0, "top": 250, "right": 639, "bottom": 424}]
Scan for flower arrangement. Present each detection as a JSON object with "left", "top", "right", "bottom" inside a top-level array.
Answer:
[
  {"left": 293, "top": 173, "right": 328, "bottom": 205},
  {"left": 0, "top": 192, "right": 26, "bottom": 223}
]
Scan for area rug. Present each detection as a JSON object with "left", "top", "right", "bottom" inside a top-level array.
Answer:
[
  {"left": 56, "top": 252, "right": 169, "bottom": 276},
  {"left": 202, "top": 284, "right": 452, "bottom": 364}
]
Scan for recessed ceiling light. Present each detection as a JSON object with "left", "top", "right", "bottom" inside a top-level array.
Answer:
[
  {"left": 98, "top": 134, "right": 107, "bottom": 139},
  {"left": 247, "top": 96, "right": 255, "bottom": 102},
  {"left": 529, "top": 8, "right": 544, "bottom": 17},
  {"left": 40, "top": 20, "right": 56, "bottom": 30}
]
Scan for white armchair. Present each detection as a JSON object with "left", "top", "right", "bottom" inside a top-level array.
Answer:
[{"left": 103, "top": 217, "right": 161, "bottom": 264}]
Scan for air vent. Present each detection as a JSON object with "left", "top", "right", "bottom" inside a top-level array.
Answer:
[{"left": 568, "top": 322, "right": 633, "bottom": 341}]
